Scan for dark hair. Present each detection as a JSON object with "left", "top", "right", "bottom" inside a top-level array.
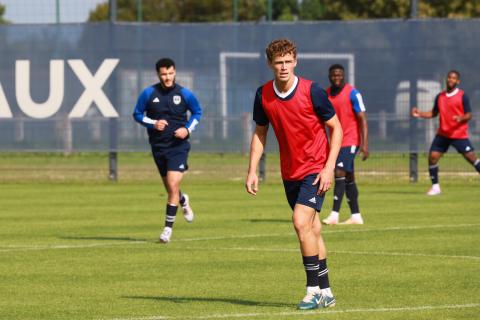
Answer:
[
  {"left": 329, "top": 64, "right": 344, "bottom": 73},
  {"left": 265, "top": 39, "right": 297, "bottom": 63},
  {"left": 155, "top": 58, "right": 175, "bottom": 72},
  {"left": 448, "top": 70, "right": 460, "bottom": 78}
]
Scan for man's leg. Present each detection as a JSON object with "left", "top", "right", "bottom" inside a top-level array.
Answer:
[
  {"left": 338, "top": 171, "right": 364, "bottom": 224},
  {"left": 293, "top": 204, "right": 322, "bottom": 309},
  {"left": 427, "top": 151, "right": 443, "bottom": 195},
  {"left": 323, "top": 168, "right": 346, "bottom": 225},
  {"left": 312, "top": 214, "right": 335, "bottom": 307},
  {"left": 159, "top": 171, "right": 184, "bottom": 243},
  {"left": 461, "top": 151, "right": 480, "bottom": 174}
]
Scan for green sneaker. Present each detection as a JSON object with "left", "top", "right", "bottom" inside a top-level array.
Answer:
[
  {"left": 319, "top": 294, "right": 336, "bottom": 308},
  {"left": 297, "top": 292, "right": 321, "bottom": 310}
]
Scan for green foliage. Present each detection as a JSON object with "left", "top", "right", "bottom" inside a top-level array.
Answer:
[
  {"left": 299, "top": 0, "right": 325, "bottom": 20},
  {"left": 89, "top": 0, "right": 267, "bottom": 22},
  {"left": 0, "top": 3, "right": 8, "bottom": 24},
  {"left": 309, "top": 0, "right": 411, "bottom": 20},
  {"left": 419, "top": 0, "right": 480, "bottom": 18},
  {"left": 88, "top": 0, "right": 480, "bottom": 22}
]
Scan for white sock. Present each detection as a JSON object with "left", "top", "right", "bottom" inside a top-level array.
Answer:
[
  {"left": 432, "top": 183, "right": 440, "bottom": 189},
  {"left": 306, "top": 286, "right": 320, "bottom": 294},
  {"left": 351, "top": 213, "right": 362, "bottom": 219},
  {"left": 321, "top": 287, "right": 333, "bottom": 297}
]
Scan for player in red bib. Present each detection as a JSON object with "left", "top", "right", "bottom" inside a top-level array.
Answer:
[
  {"left": 245, "top": 39, "right": 343, "bottom": 310},
  {"left": 412, "top": 70, "right": 480, "bottom": 195},
  {"left": 322, "top": 64, "right": 369, "bottom": 225}
]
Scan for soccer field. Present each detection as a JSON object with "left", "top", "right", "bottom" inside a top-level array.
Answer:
[{"left": 0, "top": 153, "right": 479, "bottom": 319}]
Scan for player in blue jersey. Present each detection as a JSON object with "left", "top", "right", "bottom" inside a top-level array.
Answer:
[{"left": 133, "top": 58, "right": 202, "bottom": 243}]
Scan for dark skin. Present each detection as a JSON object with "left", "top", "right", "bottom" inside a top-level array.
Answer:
[
  {"left": 329, "top": 68, "right": 369, "bottom": 180},
  {"left": 411, "top": 72, "right": 478, "bottom": 167}
]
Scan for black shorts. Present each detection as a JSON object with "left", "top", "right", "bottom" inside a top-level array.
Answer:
[
  {"left": 283, "top": 174, "right": 325, "bottom": 212},
  {"left": 336, "top": 146, "right": 358, "bottom": 173},
  {"left": 151, "top": 143, "right": 190, "bottom": 177},
  {"left": 430, "top": 135, "right": 474, "bottom": 154}
]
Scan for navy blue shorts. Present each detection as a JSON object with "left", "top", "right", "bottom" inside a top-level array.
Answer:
[
  {"left": 430, "top": 135, "right": 475, "bottom": 154},
  {"left": 336, "top": 146, "right": 358, "bottom": 173},
  {"left": 283, "top": 174, "right": 325, "bottom": 212},
  {"left": 151, "top": 143, "right": 190, "bottom": 177}
]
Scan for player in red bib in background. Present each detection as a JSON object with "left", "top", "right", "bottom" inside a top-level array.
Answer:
[
  {"left": 246, "top": 39, "right": 342, "bottom": 310},
  {"left": 322, "top": 64, "right": 369, "bottom": 225},
  {"left": 412, "top": 70, "right": 480, "bottom": 195}
]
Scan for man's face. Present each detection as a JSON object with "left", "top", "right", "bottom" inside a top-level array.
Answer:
[
  {"left": 446, "top": 72, "right": 460, "bottom": 90},
  {"left": 329, "top": 69, "right": 344, "bottom": 87},
  {"left": 158, "top": 66, "right": 176, "bottom": 88},
  {"left": 269, "top": 53, "right": 297, "bottom": 83}
]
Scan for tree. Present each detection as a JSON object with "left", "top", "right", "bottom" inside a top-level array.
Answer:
[
  {"left": 89, "top": 0, "right": 268, "bottom": 22},
  {"left": 419, "top": 0, "right": 480, "bottom": 18},
  {"left": 306, "top": 0, "right": 410, "bottom": 20},
  {"left": 0, "top": 3, "right": 8, "bottom": 24},
  {"left": 299, "top": 0, "right": 324, "bottom": 20},
  {"left": 89, "top": 0, "right": 480, "bottom": 23}
]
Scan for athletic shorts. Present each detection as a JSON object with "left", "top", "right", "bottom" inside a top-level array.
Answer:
[
  {"left": 429, "top": 135, "right": 474, "bottom": 154},
  {"left": 283, "top": 173, "right": 325, "bottom": 212},
  {"left": 151, "top": 143, "right": 190, "bottom": 177},
  {"left": 336, "top": 146, "right": 358, "bottom": 173}
]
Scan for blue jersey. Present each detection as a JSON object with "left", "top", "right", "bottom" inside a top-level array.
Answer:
[{"left": 133, "top": 83, "right": 202, "bottom": 148}]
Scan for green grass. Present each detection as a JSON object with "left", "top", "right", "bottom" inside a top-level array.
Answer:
[{"left": 0, "top": 153, "right": 479, "bottom": 319}]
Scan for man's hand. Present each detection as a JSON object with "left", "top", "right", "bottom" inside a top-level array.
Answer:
[
  {"left": 174, "top": 127, "right": 189, "bottom": 139},
  {"left": 154, "top": 120, "right": 168, "bottom": 131},
  {"left": 245, "top": 172, "right": 259, "bottom": 196},
  {"left": 411, "top": 107, "right": 420, "bottom": 118},
  {"left": 360, "top": 145, "right": 369, "bottom": 161},
  {"left": 313, "top": 167, "right": 334, "bottom": 195}
]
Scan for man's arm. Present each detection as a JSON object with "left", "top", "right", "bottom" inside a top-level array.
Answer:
[
  {"left": 175, "top": 88, "right": 203, "bottom": 139},
  {"left": 356, "top": 112, "right": 369, "bottom": 160},
  {"left": 133, "top": 87, "right": 155, "bottom": 128},
  {"left": 314, "top": 115, "right": 343, "bottom": 194},
  {"left": 350, "top": 89, "right": 369, "bottom": 160},
  {"left": 246, "top": 125, "right": 268, "bottom": 196},
  {"left": 454, "top": 94, "right": 472, "bottom": 123},
  {"left": 412, "top": 94, "right": 439, "bottom": 119}
]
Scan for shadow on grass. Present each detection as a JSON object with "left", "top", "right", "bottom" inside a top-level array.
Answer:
[
  {"left": 59, "top": 236, "right": 148, "bottom": 242},
  {"left": 247, "top": 219, "right": 291, "bottom": 223},
  {"left": 122, "top": 295, "right": 290, "bottom": 308}
]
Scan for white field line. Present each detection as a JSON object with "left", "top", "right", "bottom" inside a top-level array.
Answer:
[
  {"left": 0, "top": 223, "right": 478, "bottom": 252},
  {"left": 0, "top": 241, "right": 146, "bottom": 252},
  {"left": 103, "top": 303, "right": 480, "bottom": 320},
  {"left": 199, "top": 247, "right": 480, "bottom": 261}
]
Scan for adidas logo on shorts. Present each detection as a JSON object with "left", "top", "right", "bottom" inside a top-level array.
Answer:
[
  {"left": 179, "top": 164, "right": 185, "bottom": 169},
  {"left": 309, "top": 197, "right": 316, "bottom": 204}
]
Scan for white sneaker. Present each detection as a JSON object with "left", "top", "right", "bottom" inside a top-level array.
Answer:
[
  {"left": 181, "top": 194, "right": 194, "bottom": 223},
  {"left": 322, "top": 212, "right": 339, "bottom": 225},
  {"left": 427, "top": 184, "right": 441, "bottom": 196},
  {"left": 159, "top": 227, "right": 172, "bottom": 243},
  {"left": 340, "top": 214, "right": 364, "bottom": 225}
]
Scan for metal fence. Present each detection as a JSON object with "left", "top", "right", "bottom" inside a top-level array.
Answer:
[{"left": 1, "top": 19, "right": 480, "bottom": 181}]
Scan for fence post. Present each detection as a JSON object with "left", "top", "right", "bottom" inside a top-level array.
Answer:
[
  {"left": 408, "top": 0, "right": 419, "bottom": 182},
  {"left": 259, "top": 153, "right": 266, "bottom": 182},
  {"left": 108, "top": 0, "right": 118, "bottom": 181}
]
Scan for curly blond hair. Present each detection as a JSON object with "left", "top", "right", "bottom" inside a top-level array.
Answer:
[{"left": 265, "top": 39, "right": 297, "bottom": 63}]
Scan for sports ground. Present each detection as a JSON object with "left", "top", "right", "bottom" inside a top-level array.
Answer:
[{"left": 0, "top": 153, "right": 479, "bottom": 319}]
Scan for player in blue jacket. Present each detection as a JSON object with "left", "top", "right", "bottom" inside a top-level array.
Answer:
[{"left": 133, "top": 58, "right": 202, "bottom": 243}]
